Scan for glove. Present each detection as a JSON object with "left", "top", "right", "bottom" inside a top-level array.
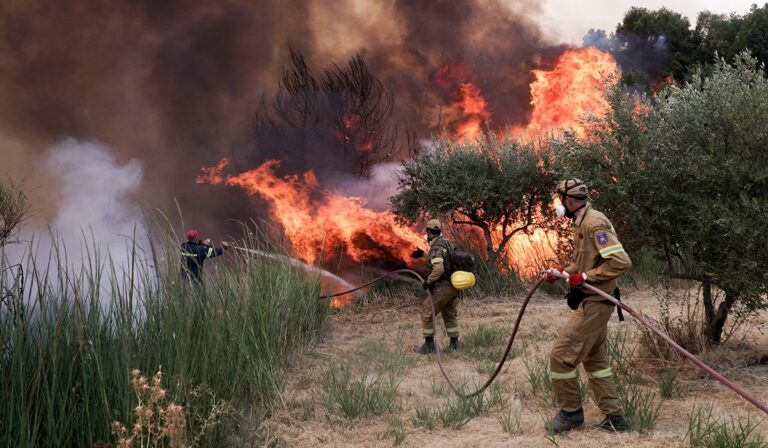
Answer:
[
  {"left": 422, "top": 281, "right": 435, "bottom": 292},
  {"left": 222, "top": 241, "right": 231, "bottom": 250},
  {"left": 543, "top": 267, "right": 564, "bottom": 283},
  {"left": 203, "top": 238, "right": 213, "bottom": 247},
  {"left": 411, "top": 248, "right": 425, "bottom": 259},
  {"left": 568, "top": 272, "right": 588, "bottom": 288}
]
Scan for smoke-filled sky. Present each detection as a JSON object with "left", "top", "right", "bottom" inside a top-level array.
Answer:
[
  {"left": 538, "top": 0, "right": 756, "bottom": 43},
  {"left": 0, "top": 0, "right": 758, "bottom": 250}
]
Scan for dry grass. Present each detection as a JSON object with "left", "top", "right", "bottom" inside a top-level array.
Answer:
[{"left": 260, "top": 288, "right": 768, "bottom": 447}]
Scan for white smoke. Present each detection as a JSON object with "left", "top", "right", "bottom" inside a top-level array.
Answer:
[
  {"left": 44, "top": 138, "right": 146, "bottom": 257},
  {"left": 334, "top": 162, "right": 403, "bottom": 211},
  {"left": 3, "top": 139, "right": 149, "bottom": 300}
]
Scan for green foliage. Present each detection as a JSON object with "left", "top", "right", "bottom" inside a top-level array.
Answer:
[
  {"left": 522, "top": 353, "right": 557, "bottom": 409},
  {"left": 0, "top": 231, "right": 328, "bottom": 446},
  {"left": 437, "top": 395, "right": 489, "bottom": 429},
  {"left": 321, "top": 365, "right": 400, "bottom": 419},
  {"left": 615, "top": 7, "right": 700, "bottom": 84},
  {"left": 556, "top": 54, "right": 768, "bottom": 343},
  {"left": 607, "top": 330, "right": 662, "bottom": 434},
  {"left": 384, "top": 416, "right": 406, "bottom": 446},
  {"left": 412, "top": 406, "right": 437, "bottom": 430},
  {"left": 657, "top": 368, "right": 678, "bottom": 399},
  {"left": 687, "top": 404, "right": 768, "bottom": 447},
  {"left": 392, "top": 132, "right": 558, "bottom": 269},
  {"left": 591, "top": 4, "right": 768, "bottom": 88}
]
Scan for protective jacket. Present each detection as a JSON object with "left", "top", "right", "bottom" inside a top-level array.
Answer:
[
  {"left": 564, "top": 205, "right": 632, "bottom": 300},
  {"left": 426, "top": 236, "right": 453, "bottom": 285},
  {"left": 181, "top": 241, "right": 224, "bottom": 283},
  {"left": 421, "top": 235, "right": 459, "bottom": 338}
]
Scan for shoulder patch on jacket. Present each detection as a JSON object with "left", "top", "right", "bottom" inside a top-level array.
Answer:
[{"left": 596, "top": 231, "right": 609, "bottom": 246}]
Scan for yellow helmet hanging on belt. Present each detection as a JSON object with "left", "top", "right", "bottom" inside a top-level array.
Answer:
[{"left": 451, "top": 271, "right": 476, "bottom": 290}]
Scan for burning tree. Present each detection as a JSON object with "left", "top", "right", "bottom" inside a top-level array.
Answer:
[
  {"left": 255, "top": 50, "right": 397, "bottom": 177},
  {"left": 555, "top": 53, "right": 768, "bottom": 344},
  {"left": 391, "top": 132, "right": 558, "bottom": 271}
]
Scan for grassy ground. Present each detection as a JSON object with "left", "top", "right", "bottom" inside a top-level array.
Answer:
[
  {"left": 260, "top": 288, "right": 768, "bottom": 447},
  {"left": 0, "top": 235, "right": 328, "bottom": 447}
]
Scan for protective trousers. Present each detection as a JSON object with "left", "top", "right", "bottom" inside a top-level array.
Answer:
[
  {"left": 421, "top": 280, "right": 459, "bottom": 338},
  {"left": 549, "top": 300, "right": 623, "bottom": 415}
]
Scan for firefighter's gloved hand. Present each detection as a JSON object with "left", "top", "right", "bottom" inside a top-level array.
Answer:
[
  {"left": 222, "top": 241, "right": 231, "bottom": 250},
  {"left": 422, "top": 281, "right": 435, "bottom": 292},
  {"left": 543, "top": 267, "right": 564, "bottom": 283},
  {"left": 203, "top": 238, "right": 213, "bottom": 247},
  {"left": 568, "top": 272, "right": 588, "bottom": 287},
  {"left": 411, "top": 248, "right": 425, "bottom": 259}
]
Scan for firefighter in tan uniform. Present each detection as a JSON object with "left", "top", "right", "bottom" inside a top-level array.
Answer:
[
  {"left": 413, "top": 219, "right": 460, "bottom": 355},
  {"left": 543, "top": 179, "right": 632, "bottom": 433}
]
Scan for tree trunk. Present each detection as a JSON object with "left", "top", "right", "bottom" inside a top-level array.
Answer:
[{"left": 703, "top": 286, "right": 738, "bottom": 345}]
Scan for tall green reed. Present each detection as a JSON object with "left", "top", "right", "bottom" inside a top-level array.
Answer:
[{"left": 0, "top": 226, "right": 327, "bottom": 447}]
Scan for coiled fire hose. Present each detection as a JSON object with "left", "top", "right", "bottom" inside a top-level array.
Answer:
[{"left": 324, "top": 269, "right": 768, "bottom": 415}]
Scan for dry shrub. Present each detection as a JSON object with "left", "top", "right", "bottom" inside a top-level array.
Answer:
[
  {"left": 638, "top": 286, "right": 707, "bottom": 361},
  {"left": 638, "top": 284, "right": 763, "bottom": 363},
  {"left": 112, "top": 368, "right": 187, "bottom": 448}
]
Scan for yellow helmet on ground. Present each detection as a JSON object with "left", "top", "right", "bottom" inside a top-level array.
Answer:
[{"left": 450, "top": 271, "right": 476, "bottom": 290}]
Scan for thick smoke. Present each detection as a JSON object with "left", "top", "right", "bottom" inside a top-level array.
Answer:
[
  {"left": 4, "top": 139, "right": 148, "bottom": 298},
  {"left": 0, "top": 0, "right": 560, "bottom": 239}
]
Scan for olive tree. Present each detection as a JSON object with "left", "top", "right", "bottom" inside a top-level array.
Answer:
[
  {"left": 391, "top": 133, "right": 558, "bottom": 271},
  {"left": 556, "top": 53, "right": 768, "bottom": 344}
]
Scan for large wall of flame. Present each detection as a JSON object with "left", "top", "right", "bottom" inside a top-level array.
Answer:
[{"left": 0, "top": 0, "right": 564, "bottom": 236}]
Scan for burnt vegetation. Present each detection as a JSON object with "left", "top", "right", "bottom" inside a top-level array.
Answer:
[{"left": 254, "top": 50, "right": 397, "bottom": 178}]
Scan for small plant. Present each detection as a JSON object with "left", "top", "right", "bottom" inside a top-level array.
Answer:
[
  {"left": 437, "top": 395, "right": 488, "bottom": 429},
  {"left": 321, "top": 365, "right": 400, "bottom": 419},
  {"left": 498, "top": 405, "right": 523, "bottom": 434},
  {"left": 359, "top": 337, "right": 416, "bottom": 376},
  {"left": 487, "top": 381, "right": 510, "bottom": 409},
  {"left": 522, "top": 353, "right": 556, "bottom": 409},
  {"left": 384, "top": 416, "right": 406, "bottom": 446},
  {"left": 462, "top": 323, "right": 513, "bottom": 363},
  {"left": 111, "top": 368, "right": 187, "bottom": 448},
  {"left": 430, "top": 377, "right": 446, "bottom": 397},
  {"left": 609, "top": 330, "right": 661, "bottom": 434},
  {"left": 687, "top": 404, "right": 768, "bottom": 448},
  {"left": 412, "top": 406, "right": 437, "bottom": 430},
  {"left": 657, "top": 368, "right": 678, "bottom": 399}
]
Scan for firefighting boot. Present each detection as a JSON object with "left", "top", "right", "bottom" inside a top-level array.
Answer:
[
  {"left": 596, "top": 414, "right": 631, "bottom": 432},
  {"left": 414, "top": 336, "right": 436, "bottom": 355},
  {"left": 545, "top": 408, "right": 584, "bottom": 433},
  {"left": 449, "top": 337, "right": 460, "bottom": 351}
]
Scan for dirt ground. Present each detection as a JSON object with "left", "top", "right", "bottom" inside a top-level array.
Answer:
[{"left": 262, "top": 287, "right": 768, "bottom": 447}]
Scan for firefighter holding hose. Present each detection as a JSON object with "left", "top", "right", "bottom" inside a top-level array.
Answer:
[
  {"left": 180, "top": 229, "right": 230, "bottom": 285},
  {"left": 543, "top": 179, "right": 632, "bottom": 433},
  {"left": 412, "top": 219, "right": 460, "bottom": 354}
]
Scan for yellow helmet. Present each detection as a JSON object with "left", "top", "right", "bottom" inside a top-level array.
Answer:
[
  {"left": 426, "top": 219, "right": 441, "bottom": 232},
  {"left": 556, "top": 178, "right": 588, "bottom": 199},
  {"left": 450, "top": 271, "right": 476, "bottom": 290}
]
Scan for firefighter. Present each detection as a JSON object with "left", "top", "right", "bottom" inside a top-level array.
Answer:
[
  {"left": 412, "top": 219, "right": 460, "bottom": 354},
  {"left": 542, "top": 179, "right": 632, "bottom": 433},
  {"left": 180, "top": 229, "right": 229, "bottom": 285}
]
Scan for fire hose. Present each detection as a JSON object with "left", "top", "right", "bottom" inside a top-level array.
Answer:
[{"left": 323, "top": 269, "right": 768, "bottom": 415}]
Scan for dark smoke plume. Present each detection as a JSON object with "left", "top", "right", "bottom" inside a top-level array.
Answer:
[{"left": 0, "top": 0, "right": 558, "bottom": 237}]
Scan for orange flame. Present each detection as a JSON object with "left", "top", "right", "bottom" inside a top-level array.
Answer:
[
  {"left": 196, "top": 159, "right": 423, "bottom": 265},
  {"left": 451, "top": 82, "right": 491, "bottom": 143},
  {"left": 519, "top": 47, "right": 619, "bottom": 139}
]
